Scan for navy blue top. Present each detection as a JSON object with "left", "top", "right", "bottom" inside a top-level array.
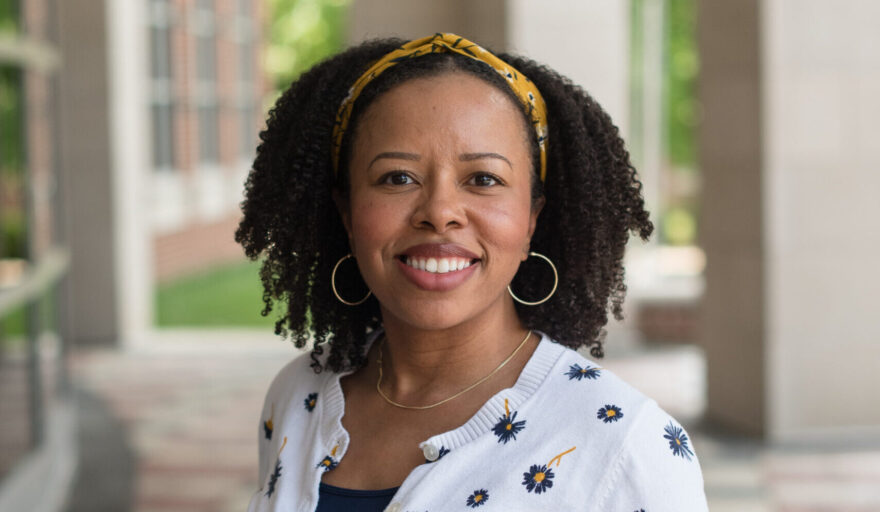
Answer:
[{"left": 316, "top": 482, "right": 399, "bottom": 511}]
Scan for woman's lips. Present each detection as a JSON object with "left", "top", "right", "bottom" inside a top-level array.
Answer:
[
  {"left": 395, "top": 256, "right": 479, "bottom": 292},
  {"left": 399, "top": 243, "right": 480, "bottom": 260},
  {"left": 395, "top": 243, "right": 482, "bottom": 291}
]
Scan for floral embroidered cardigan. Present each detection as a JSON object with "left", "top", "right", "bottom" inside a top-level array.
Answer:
[{"left": 246, "top": 331, "right": 709, "bottom": 512}]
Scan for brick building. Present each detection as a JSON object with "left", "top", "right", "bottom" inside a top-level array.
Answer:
[
  {"left": 48, "top": 0, "right": 268, "bottom": 350},
  {"left": 1, "top": 0, "right": 267, "bottom": 507},
  {"left": 148, "top": 0, "right": 266, "bottom": 283}
]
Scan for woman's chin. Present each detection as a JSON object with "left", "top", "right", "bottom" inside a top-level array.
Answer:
[{"left": 379, "top": 299, "right": 487, "bottom": 333}]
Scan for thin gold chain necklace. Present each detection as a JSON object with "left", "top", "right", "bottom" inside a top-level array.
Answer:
[{"left": 376, "top": 330, "right": 533, "bottom": 410}]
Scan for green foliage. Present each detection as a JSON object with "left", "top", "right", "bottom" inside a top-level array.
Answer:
[
  {"left": 0, "top": 305, "right": 25, "bottom": 345},
  {"left": 1, "top": 66, "right": 26, "bottom": 258},
  {"left": 662, "top": 0, "right": 700, "bottom": 246},
  {"left": 1, "top": 209, "right": 25, "bottom": 258},
  {"left": 631, "top": 0, "right": 700, "bottom": 246},
  {"left": 267, "top": 0, "right": 350, "bottom": 93},
  {"left": 0, "top": 292, "right": 55, "bottom": 348},
  {"left": 664, "top": 0, "right": 699, "bottom": 168},
  {"left": 0, "top": 67, "right": 23, "bottom": 172},
  {"left": 0, "top": 0, "right": 18, "bottom": 35},
  {"left": 661, "top": 205, "right": 697, "bottom": 246},
  {"left": 155, "top": 259, "right": 278, "bottom": 327},
  {"left": 1, "top": 210, "right": 22, "bottom": 258}
]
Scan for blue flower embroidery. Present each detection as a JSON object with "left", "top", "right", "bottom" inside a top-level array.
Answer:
[
  {"left": 317, "top": 444, "right": 341, "bottom": 471},
  {"left": 466, "top": 489, "right": 489, "bottom": 507},
  {"left": 565, "top": 363, "right": 601, "bottom": 381},
  {"left": 663, "top": 421, "right": 694, "bottom": 460},
  {"left": 522, "top": 464, "right": 554, "bottom": 494},
  {"left": 265, "top": 460, "right": 281, "bottom": 497},
  {"left": 317, "top": 455, "right": 338, "bottom": 472},
  {"left": 304, "top": 392, "right": 318, "bottom": 412},
  {"left": 492, "top": 399, "right": 526, "bottom": 444},
  {"left": 597, "top": 404, "right": 623, "bottom": 423},
  {"left": 520, "top": 447, "right": 575, "bottom": 496},
  {"left": 493, "top": 411, "right": 525, "bottom": 443},
  {"left": 265, "top": 436, "right": 288, "bottom": 497},
  {"left": 263, "top": 403, "right": 275, "bottom": 439}
]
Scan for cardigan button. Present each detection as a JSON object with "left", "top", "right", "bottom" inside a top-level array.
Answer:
[
  {"left": 422, "top": 443, "right": 439, "bottom": 461},
  {"left": 385, "top": 503, "right": 401, "bottom": 512}
]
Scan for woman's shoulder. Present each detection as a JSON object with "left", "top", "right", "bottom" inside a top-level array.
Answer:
[
  {"left": 261, "top": 348, "right": 328, "bottom": 410},
  {"left": 536, "top": 333, "right": 698, "bottom": 459},
  {"left": 538, "top": 332, "right": 657, "bottom": 413},
  {"left": 536, "top": 334, "right": 707, "bottom": 509}
]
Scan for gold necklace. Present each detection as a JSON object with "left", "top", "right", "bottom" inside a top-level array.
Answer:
[{"left": 376, "top": 330, "right": 533, "bottom": 410}]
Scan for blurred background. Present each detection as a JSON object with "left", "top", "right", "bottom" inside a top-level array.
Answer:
[{"left": 1, "top": 0, "right": 878, "bottom": 510}]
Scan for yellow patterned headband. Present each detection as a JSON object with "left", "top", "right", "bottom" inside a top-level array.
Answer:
[{"left": 331, "top": 33, "right": 549, "bottom": 182}]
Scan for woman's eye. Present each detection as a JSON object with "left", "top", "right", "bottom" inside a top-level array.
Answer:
[
  {"left": 470, "top": 173, "right": 499, "bottom": 187},
  {"left": 382, "top": 172, "right": 414, "bottom": 186}
]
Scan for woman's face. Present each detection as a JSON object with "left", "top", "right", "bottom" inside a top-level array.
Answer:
[{"left": 338, "top": 71, "right": 543, "bottom": 331}]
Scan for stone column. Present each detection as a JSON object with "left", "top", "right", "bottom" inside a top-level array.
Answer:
[
  {"left": 57, "top": 0, "right": 119, "bottom": 346},
  {"left": 57, "top": 0, "right": 152, "bottom": 347},
  {"left": 348, "top": 0, "right": 507, "bottom": 50},
  {"left": 699, "top": 0, "right": 880, "bottom": 440}
]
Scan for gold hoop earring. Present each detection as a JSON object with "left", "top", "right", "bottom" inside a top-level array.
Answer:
[
  {"left": 331, "top": 254, "right": 372, "bottom": 306},
  {"left": 508, "top": 251, "right": 558, "bottom": 306}
]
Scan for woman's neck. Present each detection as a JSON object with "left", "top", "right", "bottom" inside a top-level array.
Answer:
[{"left": 375, "top": 297, "right": 535, "bottom": 405}]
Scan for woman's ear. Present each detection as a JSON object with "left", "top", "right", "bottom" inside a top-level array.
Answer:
[
  {"left": 528, "top": 194, "right": 546, "bottom": 239},
  {"left": 523, "top": 195, "right": 545, "bottom": 260}
]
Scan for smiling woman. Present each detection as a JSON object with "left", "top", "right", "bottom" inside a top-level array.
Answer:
[
  {"left": 340, "top": 72, "right": 539, "bottom": 330},
  {"left": 236, "top": 33, "right": 707, "bottom": 511}
]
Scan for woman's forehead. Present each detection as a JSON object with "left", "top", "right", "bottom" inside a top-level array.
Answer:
[{"left": 352, "top": 73, "right": 532, "bottom": 157}]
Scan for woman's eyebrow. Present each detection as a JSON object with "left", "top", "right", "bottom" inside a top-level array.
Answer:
[
  {"left": 460, "top": 152, "right": 512, "bottom": 169},
  {"left": 369, "top": 151, "right": 420, "bottom": 168}
]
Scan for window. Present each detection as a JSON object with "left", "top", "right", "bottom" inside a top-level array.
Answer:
[
  {"left": 234, "top": 4, "right": 258, "bottom": 159},
  {"left": 149, "top": 0, "right": 175, "bottom": 170},
  {"left": 194, "top": 0, "right": 219, "bottom": 164}
]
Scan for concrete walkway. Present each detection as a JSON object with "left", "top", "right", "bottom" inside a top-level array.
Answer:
[
  {"left": 65, "top": 329, "right": 880, "bottom": 512},
  {"left": 67, "top": 329, "right": 293, "bottom": 512}
]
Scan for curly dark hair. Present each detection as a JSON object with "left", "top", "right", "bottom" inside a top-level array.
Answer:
[{"left": 234, "top": 37, "right": 653, "bottom": 373}]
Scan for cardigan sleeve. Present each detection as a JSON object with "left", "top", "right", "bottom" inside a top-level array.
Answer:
[
  {"left": 254, "top": 355, "right": 301, "bottom": 490},
  {"left": 256, "top": 392, "right": 271, "bottom": 487},
  {"left": 595, "top": 402, "right": 709, "bottom": 512},
  {"left": 245, "top": 385, "right": 273, "bottom": 512}
]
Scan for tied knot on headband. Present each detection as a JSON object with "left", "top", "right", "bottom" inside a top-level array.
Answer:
[{"left": 330, "top": 33, "right": 549, "bottom": 182}]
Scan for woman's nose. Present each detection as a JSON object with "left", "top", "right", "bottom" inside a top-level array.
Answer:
[{"left": 410, "top": 181, "right": 468, "bottom": 232}]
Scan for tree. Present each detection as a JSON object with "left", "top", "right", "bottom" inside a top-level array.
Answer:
[{"left": 266, "top": 0, "right": 349, "bottom": 94}]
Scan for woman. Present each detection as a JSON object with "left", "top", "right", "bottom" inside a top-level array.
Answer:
[{"left": 237, "top": 33, "right": 708, "bottom": 511}]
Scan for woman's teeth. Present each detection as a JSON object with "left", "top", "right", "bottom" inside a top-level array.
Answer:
[{"left": 404, "top": 256, "right": 473, "bottom": 273}]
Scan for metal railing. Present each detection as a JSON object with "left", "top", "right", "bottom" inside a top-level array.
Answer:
[
  {"left": 0, "top": 2, "right": 75, "bottom": 509},
  {"left": 0, "top": 247, "right": 70, "bottom": 445}
]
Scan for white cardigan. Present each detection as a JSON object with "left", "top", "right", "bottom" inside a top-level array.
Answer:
[{"left": 246, "top": 331, "right": 709, "bottom": 511}]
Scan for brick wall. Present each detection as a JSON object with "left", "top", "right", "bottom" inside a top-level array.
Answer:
[
  {"left": 153, "top": 0, "right": 265, "bottom": 283},
  {"left": 153, "top": 213, "right": 247, "bottom": 284}
]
